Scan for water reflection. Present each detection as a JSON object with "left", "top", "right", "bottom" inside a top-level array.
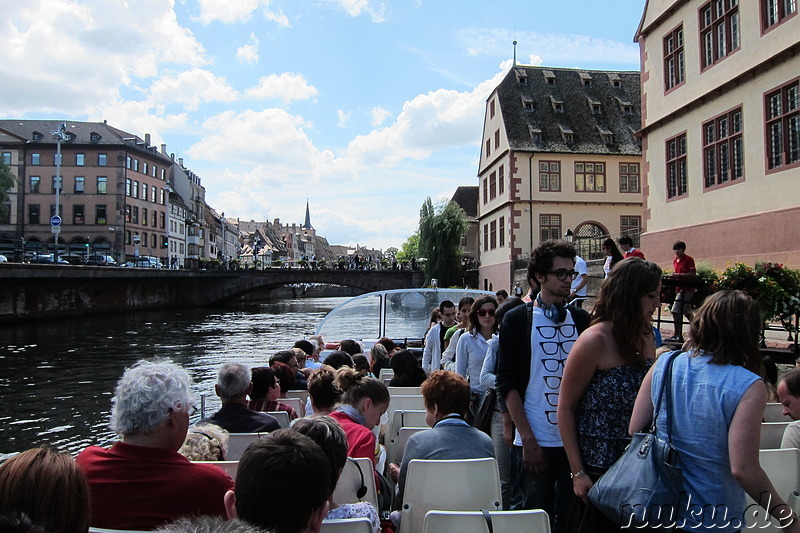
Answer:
[{"left": 0, "top": 297, "right": 346, "bottom": 455}]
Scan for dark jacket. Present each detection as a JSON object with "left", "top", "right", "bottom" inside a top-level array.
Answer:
[{"left": 203, "top": 403, "right": 280, "bottom": 433}]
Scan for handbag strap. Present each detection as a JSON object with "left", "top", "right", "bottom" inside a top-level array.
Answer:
[
  {"left": 650, "top": 350, "right": 681, "bottom": 443},
  {"left": 480, "top": 509, "right": 494, "bottom": 533}
]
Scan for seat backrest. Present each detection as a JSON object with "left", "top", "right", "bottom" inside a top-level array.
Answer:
[
  {"left": 422, "top": 509, "right": 551, "bottom": 533},
  {"left": 321, "top": 517, "right": 374, "bottom": 533},
  {"left": 286, "top": 389, "right": 310, "bottom": 403},
  {"left": 192, "top": 460, "right": 239, "bottom": 481},
  {"left": 379, "top": 368, "right": 395, "bottom": 382},
  {"left": 226, "top": 432, "right": 265, "bottom": 461},
  {"left": 388, "top": 386, "right": 423, "bottom": 396},
  {"left": 278, "top": 397, "right": 305, "bottom": 417},
  {"left": 393, "top": 427, "right": 430, "bottom": 465},
  {"left": 267, "top": 411, "right": 290, "bottom": 429},
  {"left": 764, "top": 402, "right": 791, "bottom": 423},
  {"left": 332, "top": 456, "right": 379, "bottom": 510},
  {"left": 761, "top": 422, "right": 790, "bottom": 449},
  {"left": 387, "top": 395, "right": 426, "bottom": 420},
  {"left": 386, "top": 410, "right": 428, "bottom": 463},
  {"left": 745, "top": 449, "right": 800, "bottom": 531},
  {"left": 398, "top": 458, "right": 502, "bottom": 533}
]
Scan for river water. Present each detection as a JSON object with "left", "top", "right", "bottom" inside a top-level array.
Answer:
[{"left": 0, "top": 297, "right": 348, "bottom": 456}]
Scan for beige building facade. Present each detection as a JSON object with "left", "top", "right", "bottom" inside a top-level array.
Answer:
[
  {"left": 637, "top": 0, "right": 800, "bottom": 268},
  {"left": 478, "top": 66, "right": 644, "bottom": 292}
]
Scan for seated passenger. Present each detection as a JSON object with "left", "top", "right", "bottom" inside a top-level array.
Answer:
[
  {"left": 247, "top": 366, "right": 298, "bottom": 420},
  {"left": 178, "top": 424, "right": 229, "bottom": 461},
  {"left": 156, "top": 516, "right": 265, "bottom": 533},
  {"left": 389, "top": 370, "right": 494, "bottom": 507},
  {"left": 353, "top": 354, "right": 373, "bottom": 378},
  {"left": 0, "top": 447, "right": 91, "bottom": 533},
  {"left": 308, "top": 365, "right": 342, "bottom": 416},
  {"left": 323, "top": 350, "right": 354, "bottom": 370},
  {"left": 388, "top": 349, "right": 427, "bottom": 387},
  {"left": 76, "top": 359, "right": 234, "bottom": 530},
  {"left": 370, "top": 343, "right": 391, "bottom": 376},
  {"left": 339, "top": 339, "right": 363, "bottom": 358},
  {"left": 270, "top": 350, "right": 308, "bottom": 389},
  {"left": 224, "top": 430, "right": 331, "bottom": 533},
  {"left": 292, "top": 417, "right": 381, "bottom": 532},
  {"left": 778, "top": 368, "right": 800, "bottom": 449},
  {"left": 271, "top": 361, "right": 297, "bottom": 394},
  {"left": 202, "top": 363, "right": 281, "bottom": 434}
]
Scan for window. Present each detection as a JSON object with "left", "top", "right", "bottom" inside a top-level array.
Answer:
[
  {"left": 29, "top": 204, "right": 40, "bottom": 224},
  {"left": 90, "top": 132, "right": 101, "bottom": 142},
  {"left": 498, "top": 166, "right": 505, "bottom": 195},
  {"left": 32, "top": 132, "right": 42, "bottom": 141},
  {"left": 152, "top": 234, "right": 157, "bottom": 249},
  {"left": 539, "top": 161, "right": 561, "bottom": 191},
  {"left": 152, "top": 210, "right": 157, "bottom": 227},
  {"left": 151, "top": 187, "right": 156, "bottom": 203},
  {"left": 97, "top": 177, "right": 107, "bottom": 194},
  {"left": 160, "top": 188, "right": 165, "bottom": 205},
  {"left": 482, "top": 178, "right": 488, "bottom": 204},
  {"left": 161, "top": 168, "right": 166, "bottom": 180},
  {"left": 619, "top": 163, "right": 641, "bottom": 192},
  {"left": 494, "top": 130, "right": 500, "bottom": 149},
  {"left": 125, "top": 205, "right": 131, "bottom": 223},
  {"left": 490, "top": 100, "right": 495, "bottom": 118},
  {"left": 763, "top": 0, "right": 797, "bottom": 29},
  {"left": 703, "top": 107, "right": 744, "bottom": 187},
  {"left": 133, "top": 159, "right": 139, "bottom": 172},
  {"left": 143, "top": 162, "right": 148, "bottom": 175},
  {"left": 142, "top": 208, "right": 148, "bottom": 226},
  {"left": 765, "top": 80, "right": 800, "bottom": 170},
  {"left": 620, "top": 216, "right": 642, "bottom": 242},
  {"left": 142, "top": 183, "right": 148, "bottom": 201},
  {"left": 489, "top": 172, "right": 497, "bottom": 200},
  {"left": 132, "top": 206, "right": 139, "bottom": 225},
  {"left": 667, "top": 133, "right": 688, "bottom": 198},
  {"left": 483, "top": 224, "right": 489, "bottom": 251},
  {"left": 574, "top": 162, "right": 606, "bottom": 192},
  {"left": 700, "top": 0, "right": 740, "bottom": 69},
  {"left": 126, "top": 156, "right": 132, "bottom": 169},
  {"left": 160, "top": 211, "right": 166, "bottom": 229},
  {"left": 490, "top": 221, "right": 497, "bottom": 250},
  {"left": 2, "top": 152, "right": 11, "bottom": 164},
  {"left": 152, "top": 165, "right": 157, "bottom": 178},
  {"left": 31, "top": 153, "right": 40, "bottom": 165},
  {"left": 132, "top": 181, "right": 139, "bottom": 198},
  {"left": 52, "top": 176, "right": 62, "bottom": 193},
  {"left": 96, "top": 205, "right": 107, "bottom": 225},
  {"left": 54, "top": 153, "right": 62, "bottom": 165},
  {"left": 126, "top": 178, "right": 131, "bottom": 196},
  {"left": 499, "top": 217, "right": 505, "bottom": 247},
  {"left": 30, "top": 176, "right": 40, "bottom": 193},
  {"left": 663, "top": 25, "right": 685, "bottom": 92},
  {"left": 98, "top": 154, "right": 107, "bottom": 166},
  {"left": 76, "top": 153, "right": 85, "bottom": 166},
  {"left": 540, "top": 214, "right": 562, "bottom": 242},
  {"left": 73, "top": 205, "right": 85, "bottom": 225},
  {"left": 74, "top": 176, "right": 85, "bottom": 194},
  {"left": 485, "top": 139, "right": 491, "bottom": 158}
]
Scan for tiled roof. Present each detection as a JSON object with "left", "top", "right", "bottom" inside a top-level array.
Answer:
[
  {"left": 451, "top": 186, "right": 479, "bottom": 218},
  {"left": 494, "top": 66, "right": 642, "bottom": 155}
]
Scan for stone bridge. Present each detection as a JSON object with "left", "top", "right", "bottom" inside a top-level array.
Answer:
[{"left": 0, "top": 265, "right": 425, "bottom": 323}]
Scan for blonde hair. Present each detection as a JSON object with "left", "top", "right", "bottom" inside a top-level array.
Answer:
[{"left": 179, "top": 424, "right": 229, "bottom": 461}]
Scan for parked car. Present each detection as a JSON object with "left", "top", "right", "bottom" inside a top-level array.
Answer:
[
  {"left": 0, "top": 254, "right": 7, "bottom": 262},
  {"left": 61, "top": 254, "right": 87, "bottom": 265},
  {"left": 28, "top": 254, "right": 69, "bottom": 265},
  {"left": 85, "top": 254, "right": 118, "bottom": 266},
  {"left": 134, "top": 256, "right": 163, "bottom": 268}
]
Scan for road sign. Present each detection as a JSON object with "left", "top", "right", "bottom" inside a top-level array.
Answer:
[{"left": 50, "top": 215, "right": 62, "bottom": 227}]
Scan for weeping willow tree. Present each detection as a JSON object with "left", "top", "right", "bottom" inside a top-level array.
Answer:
[
  {"left": 418, "top": 197, "right": 468, "bottom": 287},
  {"left": 0, "top": 161, "right": 15, "bottom": 221}
]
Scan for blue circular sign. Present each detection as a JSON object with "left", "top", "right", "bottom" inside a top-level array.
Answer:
[{"left": 50, "top": 215, "right": 62, "bottom": 227}]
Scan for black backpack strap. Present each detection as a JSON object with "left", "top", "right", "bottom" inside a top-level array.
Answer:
[{"left": 567, "top": 305, "right": 591, "bottom": 335}]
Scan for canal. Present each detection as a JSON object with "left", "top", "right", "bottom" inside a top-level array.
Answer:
[{"left": 0, "top": 296, "right": 347, "bottom": 456}]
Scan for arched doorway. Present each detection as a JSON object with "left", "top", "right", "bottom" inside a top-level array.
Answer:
[{"left": 573, "top": 221, "right": 609, "bottom": 260}]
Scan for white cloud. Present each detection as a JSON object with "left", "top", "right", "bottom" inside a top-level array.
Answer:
[
  {"left": 460, "top": 28, "right": 639, "bottom": 66},
  {"left": 370, "top": 106, "right": 392, "bottom": 127},
  {"left": 337, "top": 110, "right": 351, "bottom": 128},
  {"left": 194, "top": 0, "right": 288, "bottom": 26},
  {"left": 148, "top": 68, "right": 239, "bottom": 110},
  {"left": 244, "top": 73, "right": 318, "bottom": 103},
  {"left": 327, "top": 0, "right": 387, "bottom": 22},
  {"left": 236, "top": 33, "right": 260, "bottom": 65}
]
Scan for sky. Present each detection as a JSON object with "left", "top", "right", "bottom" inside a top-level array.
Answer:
[{"left": 0, "top": 0, "right": 645, "bottom": 250}]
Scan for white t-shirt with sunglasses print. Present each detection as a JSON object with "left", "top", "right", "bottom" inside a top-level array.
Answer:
[{"left": 514, "top": 306, "right": 578, "bottom": 447}]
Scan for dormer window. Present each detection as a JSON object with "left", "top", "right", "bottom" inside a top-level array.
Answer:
[
  {"left": 515, "top": 69, "right": 528, "bottom": 84},
  {"left": 559, "top": 125, "right": 574, "bottom": 143},
  {"left": 529, "top": 126, "right": 543, "bottom": 143},
  {"left": 588, "top": 97, "right": 602, "bottom": 114},
  {"left": 607, "top": 73, "right": 622, "bottom": 88},
  {"left": 522, "top": 97, "right": 534, "bottom": 110},
  {"left": 613, "top": 80, "right": 621, "bottom": 88},
  {"left": 550, "top": 95, "right": 565, "bottom": 113},
  {"left": 90, "top": 132, "right": 101, "bottom": 142},
  {"left": 579, "top": 72, "right": 593, "bottom": 86},
  {"left": 598, "top": 127, "right": 614, "bottom": 144},
  {"left": 543, "top": 70, "right": 556, "bottom": 85},
  {"left": 617, "top": 98, "right": 634, "bottom": 115},
  {"left": 32, "top": 131, "right": 43, "bottom": 141}
]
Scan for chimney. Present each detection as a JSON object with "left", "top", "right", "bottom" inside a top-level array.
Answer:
[
  {"left": 178, "top": 157, "right": 184, "bottom": 167},
  {"left": 161, "top": 144, "right": 167, "bottom": 154},
  {"left": 145, "top": 133, "right": 151, "bottom": 147}
]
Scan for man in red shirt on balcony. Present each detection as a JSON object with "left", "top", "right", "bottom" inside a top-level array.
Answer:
[{"left": 666, "top": 240, "right": 697, "bottom": 343}]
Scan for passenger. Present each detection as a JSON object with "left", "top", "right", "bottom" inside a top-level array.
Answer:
[
  {"left": 376, "top": 337, "right": 399, "bottom": 357},
  {"left": 294, "top": 339, "right": 320, "bottom": 370},
  {"left": 480, "top": 296, "right": 526, "bottom": 509},
  {"left": 247, "top": 366, "right": 298, "bottom": 420},
  {"left": 224, "top": 430, "right": 331, "bottom": 533},
  {"left": 270, "top": 361, "right": 297, "bottom": 394},
  {"left": 370, "top": 343, "right": 391, "bottom": 377},
  {"left": 156, "top": 516, "right": 264, "bottom": 533},
  {"left": 352, "top": 354, "right": 373, "bottom": 378},
  {"left": 602, "top": 238, "right": 624, "bottom": 278},
  {"left": 323, "top": 350, "right": 354, "bottom": 370},
  {"left": 75, "top": 359, "right": 233, "bottom": 530},
  {"left": 179, "top": 424, "right": 229, "bottom": 461},
  {"left": 0, "top": 447, "right": 91, "bottom": 533},
  {"left": 630, "top": 290, "right": 800, "bottom": 532},
  {"left": 201, "top": 363, "right": 281, "bottom": 433},
  {"left": 307, "top": 366, "right": 342, "bottom": 416},
  {"left": 339, "top": 339, "right": 363, "bottom": 357},
  {"left": 291, "top": 417, "right": 381, "bottom": 532},
  {"left": 778, "top": 368, "right": 800, "bottom": 448},
  {"left": 422, "top": 301, "right": 456, "bottom": 373},
  {"left": 388, "top": 370, "right": 494, "bottom": 509},
  {"left": 330, "top": 367, "right": 390, "bottom": 484},
  {"left": 292, "top": 347, "right": 309, "bottom": 373},
  {"left": 389, "top": 349, "right": 427, "bottom": 387},
  {"left": 456, "top": 295, "right": 499, "bottom": 419},
  {"left": 495, "top": 289, "right": 509, "bottom": 305},
  {"left": 270, "top": 350, "right": 308, "bottom": 389},
  {"left": 441, "top": 297, "right": 475, "bottom": 371},
  {"left": 557, "top": 257, "right": 661, "bottom": 530}
]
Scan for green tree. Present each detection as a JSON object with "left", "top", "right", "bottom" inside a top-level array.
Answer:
[
  {"left": 396, "top": 233, "right": 419, "bottom": 262},
  {"left": 0, "top": 161, "right": 16, "bottom": 221},
  {"left": 384, "top": 247, "right": 399, "bottom": 262},
  {"left": 417, "top": 197, "right": 467, "bottom": 287}
]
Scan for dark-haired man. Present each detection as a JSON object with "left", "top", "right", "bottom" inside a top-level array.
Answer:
[
  {"left": 666, "top": 240, "right": 696, "bottom": 343},
  {"left": 496, "top": 240, "right": 589, "bottom": 533},
  {"left": 617, "top": 235, "right": 645, "bottom": 259},
  {"left": 225, "top": 430, "right": 331, "bottom": 533},
  {"left": 422, "top": 300, "right": 457, "bottom": 374},
  {"left": 778, "top": 369, "right": 800, "bottom": 449}
]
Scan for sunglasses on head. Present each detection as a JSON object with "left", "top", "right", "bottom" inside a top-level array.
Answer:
[{"left": 477, "top": 308, "right": 496, "bottom": 317}]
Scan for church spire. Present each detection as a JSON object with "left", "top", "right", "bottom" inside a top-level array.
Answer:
[{"left": 302, "top": 199, "right": 313, "bottom": 230}]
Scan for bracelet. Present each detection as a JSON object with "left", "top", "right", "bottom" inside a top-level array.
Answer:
[{"left": 570, "top": 470, "right": 586, "bottom": 479}]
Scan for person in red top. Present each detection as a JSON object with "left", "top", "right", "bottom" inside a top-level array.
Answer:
[
  {"left": 76, "top": 359, "right": 234, "bottom": 530},
  {"left": 667, "top": 240, "right": 697, "bottom": 343},
  {"left": 617, "top": 235, "right": 645, "bottom": 259}
]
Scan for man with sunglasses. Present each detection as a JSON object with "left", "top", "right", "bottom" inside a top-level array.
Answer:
[{"left": 496, "top": 240, "right": 589, "bottom": 532}]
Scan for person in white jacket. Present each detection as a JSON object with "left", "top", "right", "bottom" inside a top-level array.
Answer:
[{"left": 421, "top": 300, "right": 456, "bottom": 374}]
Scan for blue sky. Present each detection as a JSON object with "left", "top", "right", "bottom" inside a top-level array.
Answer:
[{"left": 0, "top": 0, "right": 644, "bottom": 249}]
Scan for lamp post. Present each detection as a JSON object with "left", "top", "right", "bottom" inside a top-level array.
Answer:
[
  {"left": 133, "top": 232, "right": 141, "bottom": 264},
  {"left": 51, "top": 122, "right": 68, "bottom": 263}
]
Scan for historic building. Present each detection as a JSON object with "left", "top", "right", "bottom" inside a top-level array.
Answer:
[
  {"left": 636, "top": 0, "right": 800, "bottom": 268},
  {"left": 477, "top": 66, "right": 643, "bottom": 292}
]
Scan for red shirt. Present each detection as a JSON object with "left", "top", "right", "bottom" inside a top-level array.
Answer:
[
  {"left": 76, "top": 442, "right": 234, "bottom": 530},
  {"left": 624, "top": 248, "right": 646, "bottom": 259},
  {"left": 673, "top": 253, "right": 696, "bottom": 293},
  {"left": 330, "top": 410, "right": 382, "bottom": 487}
]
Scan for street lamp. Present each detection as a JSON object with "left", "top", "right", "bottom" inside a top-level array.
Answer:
[
  {"left": 133, "top": 232, "right": 141, "bottom": 264},
  {"left": 51, "top": 122, "right": 68, "bottom": 263},
  {"left": 564, "top": 229, "right": 574, "bottom": 243}
]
